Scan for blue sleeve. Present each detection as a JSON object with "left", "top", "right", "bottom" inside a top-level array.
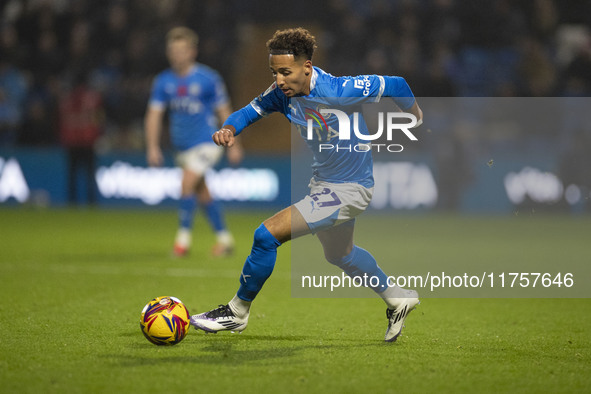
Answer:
[
  {"left": 223, "top": 83, "right": 283, "bottom": 135},
  {"left": 337, "top": 74, "right": 415, "bottom": 110},
  {"left": 339, "top": 75, "right": 385, "bottom": 100},
  {"left": 148, "top": 74, "right": 168, "bottom": 108},
  {"left": 222, "top": 104, "right": 262, "bottom": 136},
  {"left": 382, "top": 76, "right": 415, "bottom": 110},
  {"left": 249, "top": 83, "right": 283, "bottom": 116}
]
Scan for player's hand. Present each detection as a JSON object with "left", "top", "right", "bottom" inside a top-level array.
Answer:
[
  {"left": 213, "top": 128, "right": 235, "bottom": 147},
  {"left": 147, "top": 146, "right": 163, "bottom": 167}
]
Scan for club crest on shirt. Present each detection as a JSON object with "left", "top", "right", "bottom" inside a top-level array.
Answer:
[{"left": 189, "top": 83, "right": 201, "bottom": 96}]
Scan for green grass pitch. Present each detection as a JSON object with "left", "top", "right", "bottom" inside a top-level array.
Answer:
[{"left": 0, "top": 208, "right": 590, "bottom": 393}]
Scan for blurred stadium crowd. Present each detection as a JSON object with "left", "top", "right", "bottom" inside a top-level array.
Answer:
[{"left": 1, "top": 0, "right": 590, "bottom": 150}]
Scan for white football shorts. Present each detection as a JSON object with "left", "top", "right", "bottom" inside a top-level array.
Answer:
[
  {"left": 175, "top": 143, "right": 224, "bottom": 176},
  {"left": 294, "top": 178, "right": 374, "bottom": 234}
]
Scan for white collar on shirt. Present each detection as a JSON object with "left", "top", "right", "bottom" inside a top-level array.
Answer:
[{"left": 309, "top": 67, "right": 319, "bottom": 93}]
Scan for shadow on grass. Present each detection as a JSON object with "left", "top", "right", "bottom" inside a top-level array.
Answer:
[{"left": 109, "top": 332, "right": 386, "bottom": 367}]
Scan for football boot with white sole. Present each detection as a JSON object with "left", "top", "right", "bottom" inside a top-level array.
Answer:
[
  {"left": 385, "top": 290, "right": 419, "bottom": 342},
  {"left": 190, "top": 304, "right": 248, "bottom": 333}
]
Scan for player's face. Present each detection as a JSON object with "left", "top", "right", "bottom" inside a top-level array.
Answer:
[
  {"left": 269, "top": 54, "right": 313, "bottom": 97},
  {"left": 167, "top": 39, "right": 197, "bottom": 74}
]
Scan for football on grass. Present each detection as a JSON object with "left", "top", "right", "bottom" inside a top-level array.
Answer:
[{"left": 140, "top": 296, "right": 190, "bottom": 346}]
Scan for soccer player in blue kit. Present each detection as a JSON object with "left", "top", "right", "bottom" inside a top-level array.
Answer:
[
  {"left": 145, "top": 27, "right": 242, "bottom": 257},
  {"left": 190, "top": 28, "right": 424, "bottom": 342}
]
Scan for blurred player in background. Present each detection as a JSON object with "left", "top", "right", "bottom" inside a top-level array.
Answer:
[
  {"left": 59, "top": 72, "right": 104, "bottom": 205},
  {"left": 145, "top": 27, "right": 242, "bottom": 257},
  {"left": 191, "top": 28, "right": 423, "bottom": 342}
]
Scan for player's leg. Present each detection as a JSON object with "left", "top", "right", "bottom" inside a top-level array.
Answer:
[
  {"left": 317, "top": 221, "right": 420, "bottom": 297},
  {"left": 316, "top": 216, "right": 419, "bottom": 342},
  {"left": 174, "top": 144, "right": 226, "bottom": 256},
  {"left": 173, "top": 168, "right": 200, "bottom": 256},
  {"left": 195, "top": 176, "right": 234, "bottom": 257},
  {"left": 317, "top": 220, "right": 394, "bottom": 294},
  {"left": 234, "top": 205, "right": 309, "bottom": 301},
  {"left": 190, "top": 205, "right": 311, "bottom": 333}
]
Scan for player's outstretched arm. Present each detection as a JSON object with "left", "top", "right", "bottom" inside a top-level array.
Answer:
[
  {"left": 379, "top": 75, "right": 424, "bottom": 127},
  {"left": 213, "top": 101, "right": 266, "bottom": 147}
]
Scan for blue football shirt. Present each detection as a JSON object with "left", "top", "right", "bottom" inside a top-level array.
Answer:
[
  {"left": 225, "top": 66, "right": 416, "bottom": 188},
  {"left": 149, "top": 63, "right": 229, "bottom": 151}
]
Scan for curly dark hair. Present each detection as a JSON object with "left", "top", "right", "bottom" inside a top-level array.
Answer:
[{"left": 266, "top": 28, "right": 317, "bottom": 60}]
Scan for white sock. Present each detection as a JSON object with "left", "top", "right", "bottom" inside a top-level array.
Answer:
[
  {"left": 228, "top": 294, "right": 251, "bottom": 317},
  {"left": 175, "top": 228, "right": 192, "bottom": 248},
  {"left": 379, "top": 285, "right": 413, "bottom": 310},
  {"left": 216, "top": 230, "right": 234, "bottom": 246}
]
